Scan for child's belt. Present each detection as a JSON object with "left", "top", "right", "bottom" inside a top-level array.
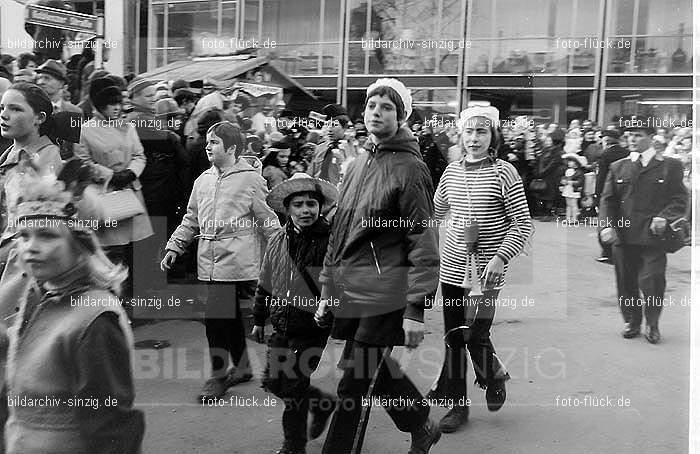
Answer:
[{"left": 196, "top": 228, "right": 255, "bottom": 241}]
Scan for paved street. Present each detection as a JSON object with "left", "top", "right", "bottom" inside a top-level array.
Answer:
[{"left": 134, "top": 219, "right": 691, "bottom": 454}]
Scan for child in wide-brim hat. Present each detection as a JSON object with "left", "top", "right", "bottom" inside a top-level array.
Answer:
[{"left": 253, "top": 172, "right": 339, "bottom": 454}]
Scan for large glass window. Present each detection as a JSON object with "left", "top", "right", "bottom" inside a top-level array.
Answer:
[
  {"left": 347, "top": 0, "right": 464, "bottom": 75},
  {"left": 148, "top": 0, "right": 341, "bottom": 75},
  {"left": 256, "top": 0, "right": 341, "bottom": 75},
  {"left": 466, "top": 0, "right": 602, "bottom": 74},
  {"left": 167, "top": 1, "right": 219, "bottom": 61},
  {"left": 608, "top": 0, "right": 691, "bottom": 73},
  {"left": 243, "top": 0, "right": 260, "bottom": 37}
]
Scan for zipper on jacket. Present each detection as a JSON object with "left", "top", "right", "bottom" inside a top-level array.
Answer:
[
  {"left": 335, "top": 145, "right": 377, "bottom": 262},
  {"left": 210, "top": 173, "right": 222, "bottom": 280},
  {"left": 369, "top": 241, "right": 382, "bottom": 275}
]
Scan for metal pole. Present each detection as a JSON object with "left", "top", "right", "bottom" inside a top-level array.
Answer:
[
  {"left": 590, "top": 0, "right": 607, "bottom": 122},
  {"left": 338, "top": 0, "right": 349, "bottom": 105},
  {"left": 94, "top": 12, "right": 105, "bottom": 70},
  {"left": 457, "top": 0, "right": 469, "bottom": 114},
  {"left": 147, "top": 0, "right": 153, "bottom": 71},
  {"left": 319, "top": 0, "right": 325, "bottom": 75},
  {"left": 596, "top": 0, "right": 611, "bottom": 125}
]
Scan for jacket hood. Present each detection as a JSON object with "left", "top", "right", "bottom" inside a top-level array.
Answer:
[{"left": 372, "top": 126, "right": 420, "bottom": 159}]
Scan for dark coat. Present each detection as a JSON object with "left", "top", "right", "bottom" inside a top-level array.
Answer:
[
  {"left": 595, "top": 144, "right": 629, "bottom": 196},
  {"left": 418, "top": 133, "right": 447, "bottom": 191},
  {"left": 254, "top": 219, "right": 331, "bottom": 336},
  {"left": 130, "top": 112, "right": 190, "bottom": 219},
  {"left": 319, "top": 126, "right": 439, "bottom": 342},
  {"left": 560, "top": 167, "right": 586, "bottom": 195},
  {"left": 534, "top": 144, "right": 565, "bottom": 201},
  {"left": 599, "top": 154, "right": 687, "bottom": 246}
]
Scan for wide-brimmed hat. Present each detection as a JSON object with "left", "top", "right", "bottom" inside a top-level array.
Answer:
[
  {"left": 267, "top": 173, "right": 338, "bottom": 213},
  {"left": 561, "top": 153, "right": 588, "bottom": 167},
  {"left": 36, "top": 59, "right": 68, "bottom": 82}
]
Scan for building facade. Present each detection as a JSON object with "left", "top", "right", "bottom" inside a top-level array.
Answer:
[
  {"left": 2, "top": 0, "right": 692, "bottom": 125},
  {"left": 142, "top": 0, "right": 692, "bottom": 125}
]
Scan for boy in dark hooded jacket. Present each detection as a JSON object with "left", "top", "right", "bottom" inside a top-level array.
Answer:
[{"left": 253, "top": 173, "right": 339, "bottom": 454}]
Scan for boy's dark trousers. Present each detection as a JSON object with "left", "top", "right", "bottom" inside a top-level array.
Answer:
[
  {"left": 321, "top": 340, "right": 429, "bottom": 454},
  {"left": 435, "top": 284, "right": 500, "bottom": 399},
  {"left": 263, "top": 331, "right": 333, "bottom": 450},
  {"left": 205, "top": 282, "right": 251, "bottom": 377}
]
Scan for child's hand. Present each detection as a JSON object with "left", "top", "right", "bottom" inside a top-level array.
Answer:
[
  {"left": 314, "top": 299, "right": 333, "bottom": 328},
  {"left": 160, "top": 250, "right": 178, "bottom": 271}
]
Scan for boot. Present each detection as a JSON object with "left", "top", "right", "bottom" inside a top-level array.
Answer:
[
  {"left": 275, "top": 441, "right": 306, "bottom": 454},
  {"left": 408, "top": 418, "right": 441, "bottom": 454},
  {"left": 485, "top": 378, "right": 507, "bottom": 412},
  {"left": 438, "top": 404, "right": 469, "bottom": 433}
]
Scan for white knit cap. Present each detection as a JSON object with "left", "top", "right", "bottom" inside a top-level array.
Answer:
[
  {"left": 457, "top": 105, "right": 500, "bottom": 132},
  {"left": 366, "top": 78, "right": 413, "bottom": 121}
]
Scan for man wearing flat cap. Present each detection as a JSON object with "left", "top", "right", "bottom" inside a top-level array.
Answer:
[
  {"left": 594, "top": 128, "right": 629, "bottom": 263},
  {"left": 598, "top": 115, "right": 688, "bottom": 344},
  {"left": 36, "top": 59, "right": 82, "bottom": 116},
  {"left": 308, "top": 103, "right": 355, "bottom": 186},
  {"left": 315, "top": 78, "right": 441, "bottom": 453}
]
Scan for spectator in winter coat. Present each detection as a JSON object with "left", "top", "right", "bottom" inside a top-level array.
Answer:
[
  {"left": 308, "top": 103, "right": 355, "bottom": 186},
  {"left": 252, "top": 173, "right": 339, "bottom": 454},
  {"left": 262, "top": 143, "right": 291, "bottom": 190},
  {"left": 532, "top": 128, "right": 565, "bottom": 218},
  {"left": 418, "top": 126, "right": 448, "bottom": 192},
  {"left": 581, "top": 129, "right": 603, "bottom": 169},
  {"left": 594, "top": 129, "right": 629, "bottom": 263},
  {"left": 74, "top": 77, "right": 154, "bottom": 304}
]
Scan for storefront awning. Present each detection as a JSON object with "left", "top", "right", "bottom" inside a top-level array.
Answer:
[{"left": 138, "top": 56, "right": 320, "bottom": 113}]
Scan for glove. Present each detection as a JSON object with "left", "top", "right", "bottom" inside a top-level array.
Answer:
[{"left": 110, "top": 170, "right": 136, "bottom": 190}]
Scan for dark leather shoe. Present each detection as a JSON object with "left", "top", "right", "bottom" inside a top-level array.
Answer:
[
  {"left": 645, "top": 326, "right": 660, "bottom": 344},
  {"left": 224, "top": 368, "right": 253, "bottom": 388},
  {"left": 275, "top": 443, "right": 306, "bottom": 454},
  {"left": 408, "top": 418, "right": 441, "bottom": 454},
  {"left": 198, "top": 377, "right": 227, "bottom": 401},
  {"left": 622, "top": 323, "right": 641, "bottom": 339},
  {"left": 438, "top": 404, "right": 469, "bottom": 433},
  {"left": 486, "top": 379, "right": 506, "bottom": 412}
]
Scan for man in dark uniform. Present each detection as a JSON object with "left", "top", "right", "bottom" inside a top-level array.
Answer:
[
  {"left": 594, "top": 128, "right": 629, "bottom": 263},
  {"left": 598, "top": 116, "right": 688, "bottom": 344}
]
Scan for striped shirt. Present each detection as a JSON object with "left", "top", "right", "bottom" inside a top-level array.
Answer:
[{"left": 434, "top": 157, "right": 533, "bottom": 289}]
